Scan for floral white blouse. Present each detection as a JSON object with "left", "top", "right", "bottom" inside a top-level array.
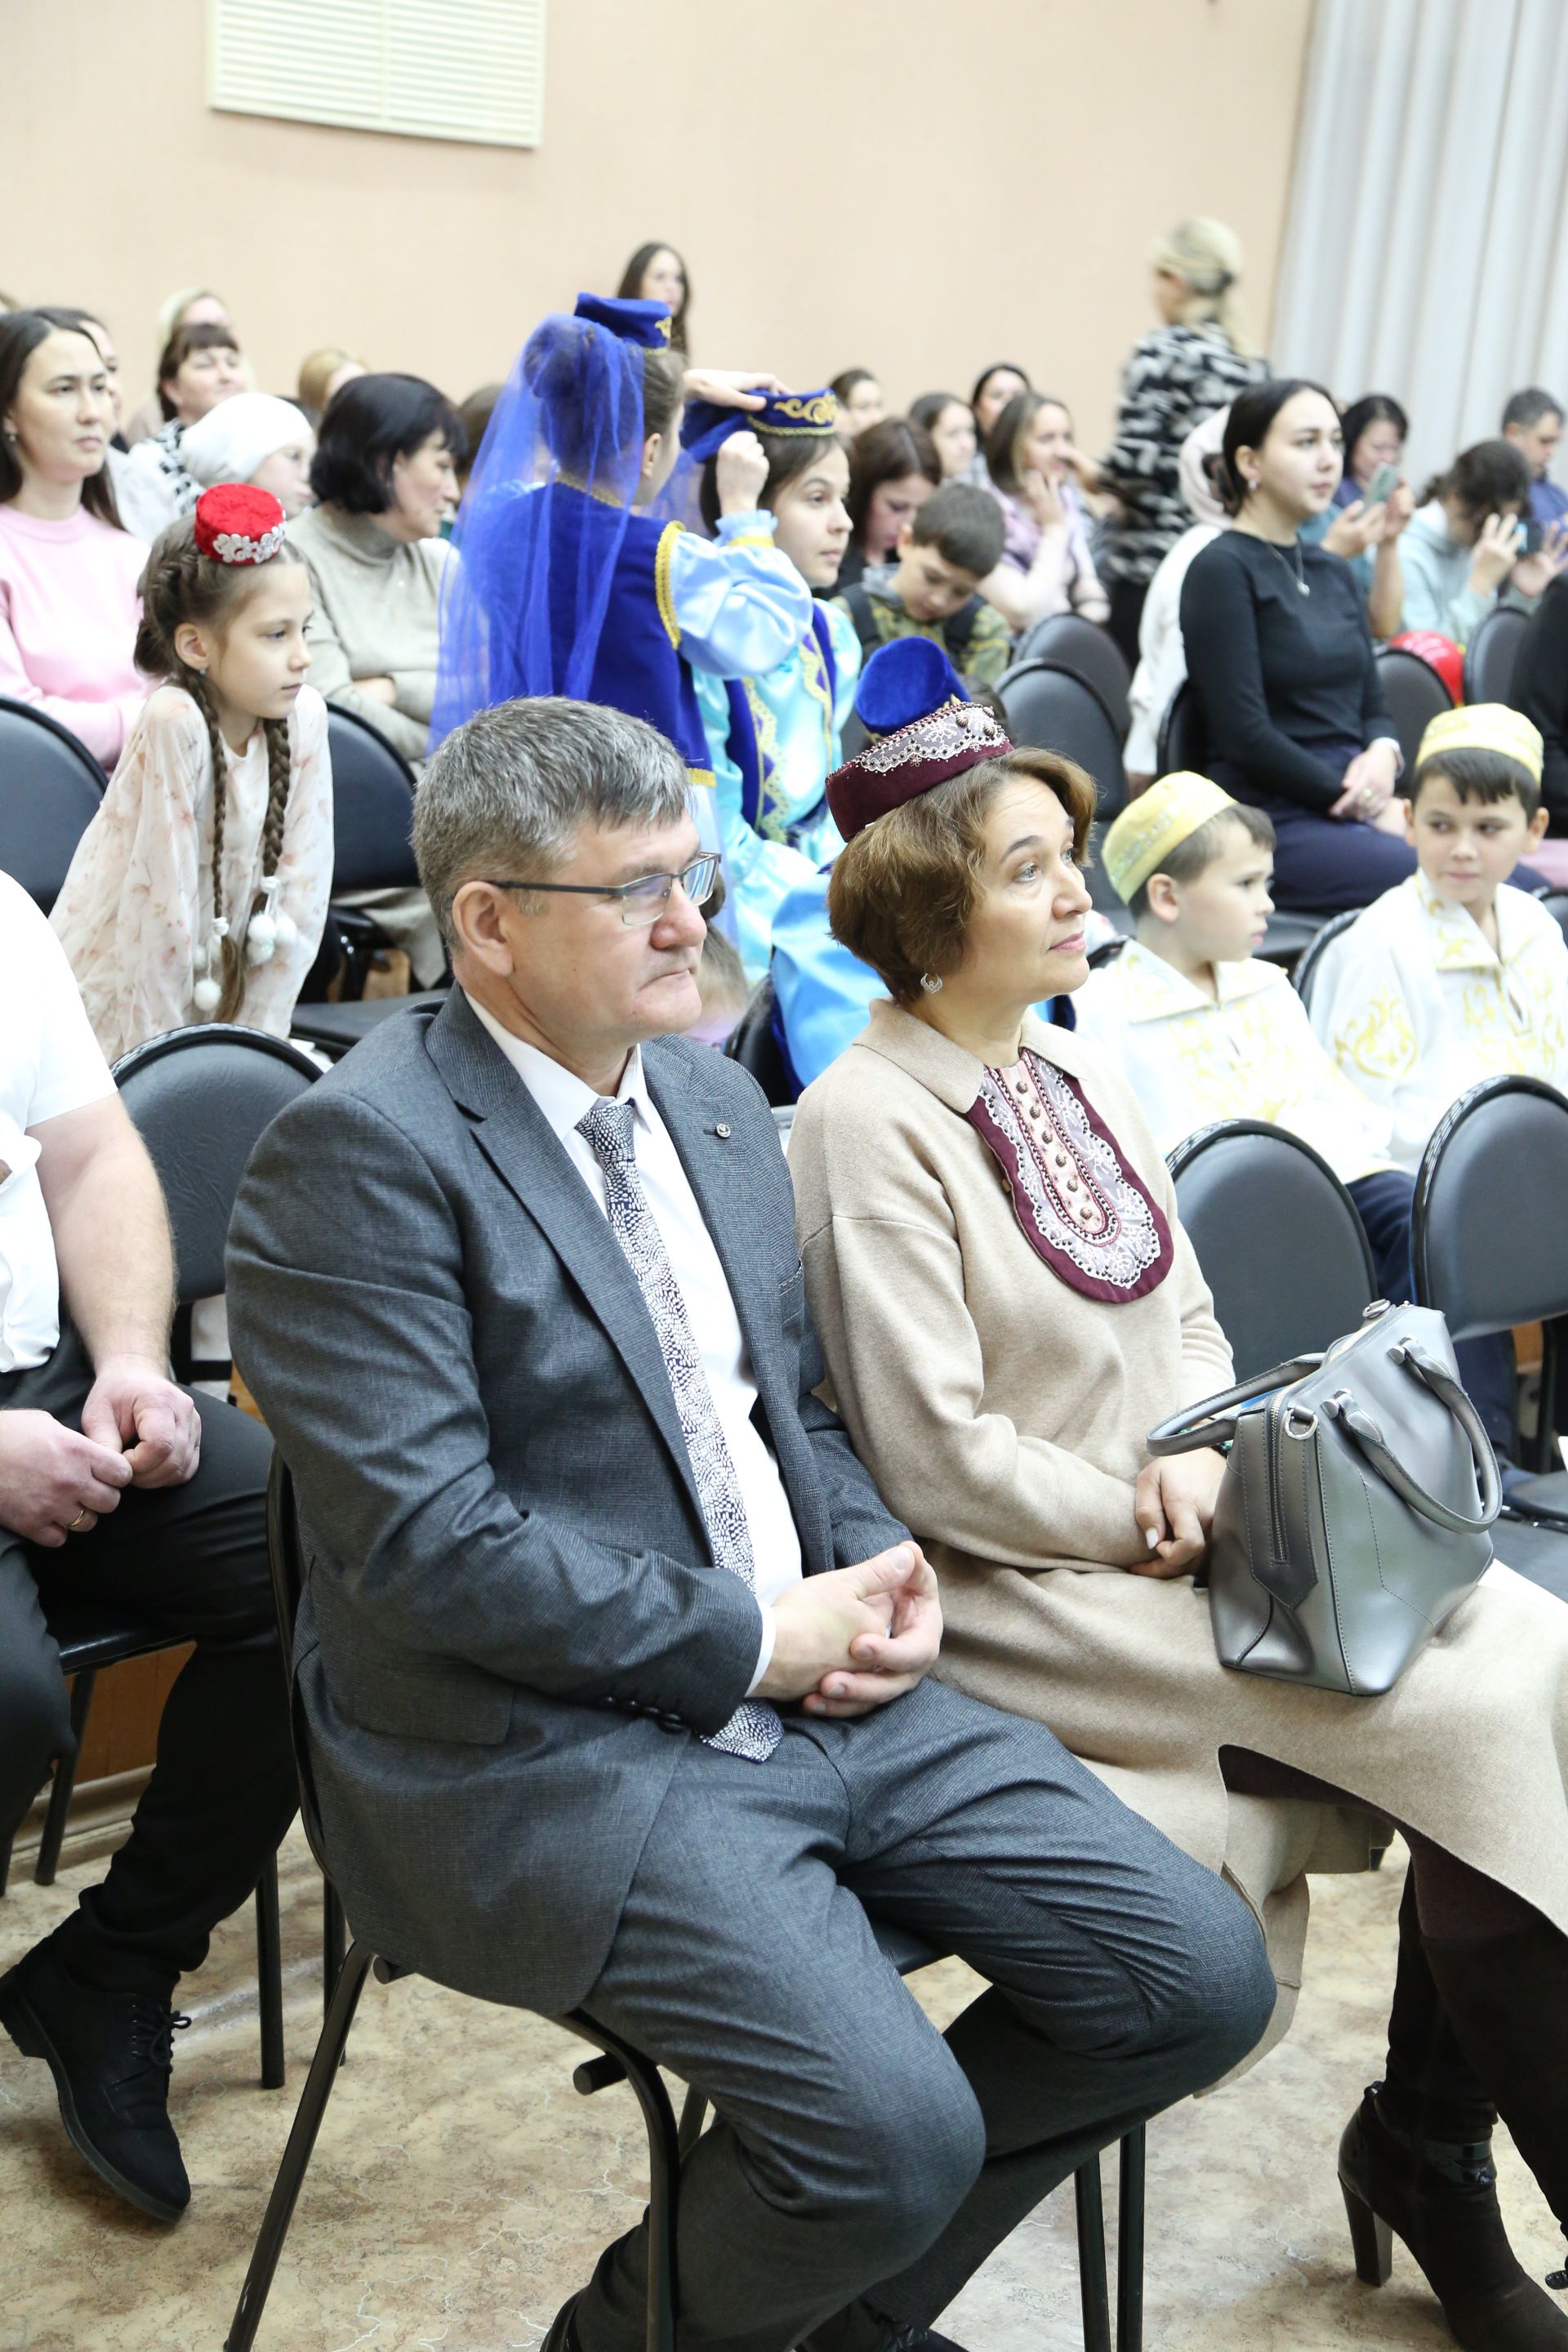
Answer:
[{"left": 51, "top": 681, "right": 334, "bottom": 1063}]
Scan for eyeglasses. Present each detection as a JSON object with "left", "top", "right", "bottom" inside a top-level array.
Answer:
[{"left": 481, "top": 853, "right": 720, "bottom": 929}]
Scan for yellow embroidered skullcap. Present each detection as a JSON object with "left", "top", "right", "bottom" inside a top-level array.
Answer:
[
  {"left": 1416, "top": 703, "right": 1544, "bottom": 784},
  {"left": 1101, "top": 772, "right": 1236, "bottom": 904}
]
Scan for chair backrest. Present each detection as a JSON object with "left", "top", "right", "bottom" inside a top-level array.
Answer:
[
  {"left": 1414, "top": 1075, "right": 1568, "bottom": 1337},
  {"left": 724, "top": 973, "right": 796, "bottom": 1106},
  {"left": 993, "top": 660, "right": 1128, "bottom": 821},
  {"left": 325, "top": 703, "right": 420, "bottom": 893},
  {"left": 1156, "top": 679, "right": 1206, "bottom": 777},
  {"left": 266, "top": 1453, "right": 335, "bottom": 1876},
  {"left": 1538, "top": 890, "right": 1568, "bottom": 951},
  {"left": 113, "top": 1025, "right": 323, "bottom": 1303},
  {"left": 1290, "top": 905, "right": 1363, "bottom": 1015},
  {"left": 1462, "top": 604, "right": 1530, "bottom": 710},
  {"left": 1373, "top": 647, "right": 1454, "bottom": 773},
  {"left": 0, "top": 697, "right": 106, "bottom": 909},
  {"left": 1169, "top": 1119, "right": 1376, "bottom": 1380},
  {"left": 1011, "top": 616, "right": 1132, "bottom": 742}
]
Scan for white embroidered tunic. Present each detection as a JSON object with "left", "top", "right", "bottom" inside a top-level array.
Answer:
[
  {"left": 50, "top": 681, "right": 334, "bottom": 1063},
  {"left": 1073, "top": 939, "right": 1393, "bottom": 1185},
  {"left": 1311, "top": 874, "right": 1568, "bottom": 1174}
]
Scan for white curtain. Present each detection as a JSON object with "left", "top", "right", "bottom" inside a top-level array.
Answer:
[{"left": 1271, "top": 0, "right": 1568, "bottom": 495}]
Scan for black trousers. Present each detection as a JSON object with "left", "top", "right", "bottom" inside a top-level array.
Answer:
[{"left": 0, "top": 1328, "right": 297, "bottom": 1994}]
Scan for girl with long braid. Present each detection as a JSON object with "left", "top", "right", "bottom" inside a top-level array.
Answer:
[{"left": 51, "top": 483, "right": 332, "bottom": 1060}]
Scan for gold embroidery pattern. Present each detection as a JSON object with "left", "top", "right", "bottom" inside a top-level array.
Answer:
[
  {"left": 654, "top": 523, "right": 683, "bottom": 650},
  {"left": 799, "top": 626, "right": 836, "bottom": 760},
  {"left": 761, "top": 393, "right": 839, "bottom": 432},
  {"left": 1336, "top": 989, "right": 1417, "bottom": 1080}
]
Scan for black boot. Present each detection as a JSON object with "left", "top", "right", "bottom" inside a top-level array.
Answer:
[
  {"left": 0, "top": 1936, "right": 191, "bottom": 2221},
  {"left": 1338, "top": 2085, "right": 1568, "bottom": 2349},
  {"left": 1423, "top": 1922, "right": 1568, "bottom": 2275},
  {"left": 800, "top": 2307, "right": 971, "bottom": 2352}
]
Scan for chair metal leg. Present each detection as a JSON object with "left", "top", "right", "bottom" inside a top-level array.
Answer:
[
  {"left": 676, "top": 2081, "right": 709, "bottom": 2158},
  {"left": 1116, "top": 2127, "right": 1146, "bottom": 2352},
  {"left": 1073, "top": 2154, "right": 1112, "bottom": 2352},
  {"left": 224, "top": 1938, "right": 375, "bottom": 2352},
  {"left": 35, "top": 1668, "right": 96, "bottom": 1886},
  {"left": 564, "top": 2011, "right": 682, "bottom": 2352},
  {"left": 256, "top": 1855, "right": 285, "bottom": 2089},
  {"left": 323, "top": 1879, "right": 347, "bottom": 2019}
]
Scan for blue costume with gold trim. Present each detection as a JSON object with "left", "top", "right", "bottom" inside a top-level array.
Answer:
[
  {"left": 431, "top": 295, "right": 810, "bottom": 834},
  {"left": 684, "top": 385, "right": 859, "bottom": 978}
]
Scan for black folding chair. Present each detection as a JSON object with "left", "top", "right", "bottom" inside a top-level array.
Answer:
[
  {"left": 724, "top": 973, "right": 797, "bottom": 1107},
  {"left": 995, "top": 659, "right": 1129, "bottom": 822},
  {"left": 1012, "top": 616, "right": 1133, "bottom": 743},
  {"left": 1462, "top": 605, "right": 1530, "bottom": 709},
  {"left": 0, "top": 1026, "right": 324, "bottom": 2088},
  {"left": 226, "top": 1459, "right": 1141, "bottom": 2352},
  {"left": 0, "top": 695, "right": 106, "bottom": 910},
  {"left": 1413, "top": 1076, "right": 1568, "bottom": 1589},
  {"left": 291, "top": 706, "right": 448, "bottom": 1058},
  {"left": 1374, "top": 646, "right": 1454, "bottom": 773},
  {"left": 1169, "top": 1120, "right": 1377, "bottom": 1383},
  {"left": 1156, "top": 679, "right": 1205, "bottom": 778},
  {"left": 1290, "top": 906, "right": 1363, "bottom": 1017}
]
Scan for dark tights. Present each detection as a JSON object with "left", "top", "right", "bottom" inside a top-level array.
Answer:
[{"left": 1220, "top": 1748, "right": 1541, "bottom": 2140}]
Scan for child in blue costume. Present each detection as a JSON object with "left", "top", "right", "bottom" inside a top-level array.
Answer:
[
  {"left": 431, "top": 293, "right": 811, "bottom": 863},
  {"left": 773, "top": 642, "right": 1078, "bottom": 1086},
  {"left": 685, "top": 391, "right": 861, "bottom": 978}
]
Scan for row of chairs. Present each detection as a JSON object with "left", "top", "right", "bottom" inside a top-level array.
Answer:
[{"left": 0, "top": 693, "right": 444, "bottom": 1061}]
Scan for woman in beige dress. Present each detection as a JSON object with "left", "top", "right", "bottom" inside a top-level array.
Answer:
[{"left": 789, "top": 640, "right": 1568, "bottom": 2352}]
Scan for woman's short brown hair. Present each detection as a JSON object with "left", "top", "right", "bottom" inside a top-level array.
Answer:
[{"left": 827, "top": 748, "right": 1097, "bottom": 1004}]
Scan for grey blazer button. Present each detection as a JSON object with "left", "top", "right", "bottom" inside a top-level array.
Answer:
[{"left": 715, "top": 1123, "right": 732, "bottom": 1139}]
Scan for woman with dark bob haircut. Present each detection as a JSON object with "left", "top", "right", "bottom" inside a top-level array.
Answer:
[
  {"left": 288, "top": 372, "right": 466, "bottom": 980},
  {"left": 792, "top": 646, "right": 1568, "bottom": 2352},
  {"left": 288, "top": 372, "right": 466, "bottom": 772}
]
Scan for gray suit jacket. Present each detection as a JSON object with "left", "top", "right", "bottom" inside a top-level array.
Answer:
[{"left": 225, "top": 991, "right": 906, "bottom": 2012}]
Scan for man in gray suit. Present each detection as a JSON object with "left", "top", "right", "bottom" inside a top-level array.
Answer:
[{"left": 226, "top": 698, "right": 1272, "bottom": 2352}]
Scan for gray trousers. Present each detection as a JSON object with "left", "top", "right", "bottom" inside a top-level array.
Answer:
[{"left": 576, "top": 1676, "right": 1274, "bottom": 2352}]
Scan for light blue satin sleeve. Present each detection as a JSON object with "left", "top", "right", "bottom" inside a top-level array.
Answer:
[
  {"left": 667, "top": 513, "right": 813, "bottom": 679},
  {"left": 772, "top": 871, "right": 882, "bottom": 1087}
]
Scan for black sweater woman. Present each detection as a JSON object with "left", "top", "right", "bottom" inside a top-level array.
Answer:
[{"left": 1179, "top": 381, "right": 1415, "bottom": 912}]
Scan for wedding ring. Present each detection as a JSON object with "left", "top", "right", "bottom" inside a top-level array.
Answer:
[{"left": 66, "top": 1507, "right": 88, "bottom": 1532}]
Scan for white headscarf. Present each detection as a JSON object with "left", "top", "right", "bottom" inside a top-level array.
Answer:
[
  {"left": 1178, "top": 404, "right": 1230, "bottom": 527},
  {"left": 181, "top": 394, "right": 313, "bottom": 490}
]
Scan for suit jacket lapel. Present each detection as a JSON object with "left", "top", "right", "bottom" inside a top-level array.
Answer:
[{"left": 424, "top": 995, "right": 706, "bottom": 1529}]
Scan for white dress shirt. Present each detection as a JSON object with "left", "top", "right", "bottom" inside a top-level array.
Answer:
[
  {"left": 468, "top": 997, "right": 803, "bottom": 1690},
  {"left": 0, "top": 873, "right": 118, "bottom": 1373}
]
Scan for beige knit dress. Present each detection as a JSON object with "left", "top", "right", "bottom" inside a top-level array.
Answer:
[{"left": 791, "top": 1000, "right": 1568, "bottom": 2048}]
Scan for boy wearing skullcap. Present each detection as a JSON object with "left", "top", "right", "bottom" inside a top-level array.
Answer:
[
  {"left": 1312, "top": 704, "right": 1568, "bottom": 1174},
  {"left": 1076, "top": 769, "right": 1397, "bottom": 1208},
  {"left": 1078, "top": 768, "right": 1521, "bottom": 1440}
]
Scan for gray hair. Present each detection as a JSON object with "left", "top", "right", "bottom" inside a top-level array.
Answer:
[{"left": 413, "top": 697, "right": 692, "bottom": 951}]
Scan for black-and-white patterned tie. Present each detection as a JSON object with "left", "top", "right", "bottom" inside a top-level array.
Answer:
[{"left": 578, "top": 1098, "right": 782, "bottom": 1762}]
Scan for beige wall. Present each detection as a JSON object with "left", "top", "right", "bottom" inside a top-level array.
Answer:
[{"left": 4, "top": 0, "right": 1312, "bottom": 453}]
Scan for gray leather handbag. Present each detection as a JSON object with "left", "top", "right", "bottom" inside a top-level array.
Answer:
[{"left": 1146, "top": 1302, "right": 1499, "bottom": 1695}]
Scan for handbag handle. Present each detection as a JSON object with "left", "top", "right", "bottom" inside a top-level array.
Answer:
[
  {"left": 1147, "top": 1354, "right": 1325, "bottom": 1455},
  {"left": 1324, "top": 1341, "right": 1500, "bottom": 1533}
]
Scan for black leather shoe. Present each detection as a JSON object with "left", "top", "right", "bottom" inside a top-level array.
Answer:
[
  {"left": 801, "top": 2310, "right": 970, "bottom": 2352},
  {"left": 1339, "top": 2083, "right": 1568, "bottom": 2349},
  {"left": 0, "top": 1939, "right": 191, "bottom": 2221},
  {"left": 540, "top": 2292, "right": 582, "bottom": 2352}
]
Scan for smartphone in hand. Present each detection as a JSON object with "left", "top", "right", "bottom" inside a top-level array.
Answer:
[{"left": 1362, "top": 463, "right": 1400, "bottom": 509}]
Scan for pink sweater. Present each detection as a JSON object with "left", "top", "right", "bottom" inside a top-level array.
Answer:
[{"left": 0, "top": 504, "right": 149, "bottom": 764}]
